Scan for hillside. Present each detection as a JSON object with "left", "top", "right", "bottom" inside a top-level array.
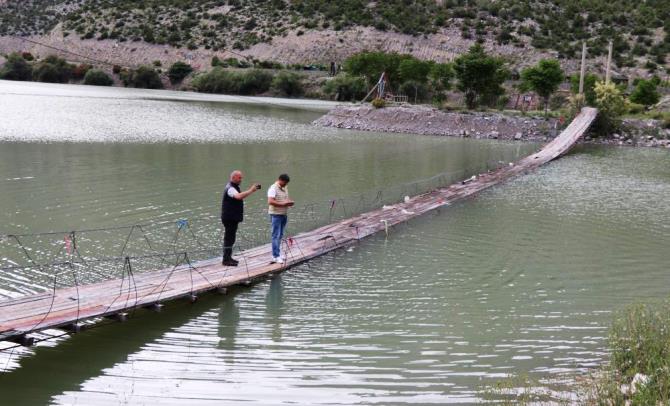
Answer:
[{"left": 1, "top": 0, "right": 669, "bottom": 74}]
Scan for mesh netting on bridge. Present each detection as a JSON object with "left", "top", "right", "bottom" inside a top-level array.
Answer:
[{"left": 0, "top": 157, "right": 518, "bottom": 302}]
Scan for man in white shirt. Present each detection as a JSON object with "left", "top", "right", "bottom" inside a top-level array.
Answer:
[
  {"left": 221, "top": 170, "right": 260, "bottom": 266},
  {"left": 267, "top": 173, "right": 294, "bottom": 263}
]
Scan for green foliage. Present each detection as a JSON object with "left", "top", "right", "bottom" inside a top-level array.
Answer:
[
  {"left": 570, "top": 73, "right": 599, "bottom": 106},
  {"left": 592, "top": 80, "right": 626, "bottom": 135},
  {"left": 322, "top": 74, "right": 367, "bottom": 101},
  {"left": 129, "top": 65, "right": 163, "bottom": 89},
  {"left": 399, "top": 80, "right": 428, "bottom": 103},
  {"left": 270, "top": 71, "right": 304, "bottom": 97},
  {"left": 83, "top": 69, "right": 114, "bottom": 86},
  {"left": 371, "top": 97, "right": 386, "bottom": 108},
  {"left": 344, "top": 51, "right": 412, "bottom": 85},
  {"left": 453, "top": 44, "right": 509, "bottom": 109},
  {"left": 32, "top": 55, "right": 73, "bottom": 83},
  {"left": 585, "top": 301, "right": 670, "bottom": 404},
  {"left": 520, "top": 59, "right": 564, "bottom": 114},
  {"left": 398, "top": 58, "right": 432, "bottom": 83},
  {"left": 630, "top": 79, "right": 660, "bottom": 107},
  {"left": 429, "top": 63, "right": 454, "bottom": 90},
  {"left": 167, "top": 61, "right": 193, "bottom": 84},
  {"left": 192, "top": 68, "right": 273, "bottom": 95},
  {"left": 0, "top": 52, "right": 33, "bottom": 81},
  {"left": 71, "top": 63, "right": 92, "bottom": 80}
]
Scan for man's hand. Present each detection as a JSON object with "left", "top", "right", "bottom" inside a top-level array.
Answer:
[
  {"left": 285, "top": 200, "right": 295, "bottom": 207},
  {"left": 247, "top": 183, "right": 260, "bottom": 193}
]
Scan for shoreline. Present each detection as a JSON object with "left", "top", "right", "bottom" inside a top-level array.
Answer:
[{"left": 315, "top": 105, "right": 670, "bottom": 149}]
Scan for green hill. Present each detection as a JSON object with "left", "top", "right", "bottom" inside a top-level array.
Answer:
[{"left": 1, "top": 0, "right": 669, "bottom": 70}]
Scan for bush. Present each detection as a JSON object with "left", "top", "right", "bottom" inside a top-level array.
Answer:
[
  {"left": 0, "top": 52, "right": 33, "bottom": 81},
  {"left": 192, "top": 68, "right": 272, "bottom": 95},
  {"left": 32, "top": 55, "right": 73, "bottom": 83},
  {"left": 322, "top": 74, "right": 367, "bottom": 101},
  {"left": 271, "top": 71, "right": 304, "bottom": 97},
  {"left": 371, "top": 97, "right": 386, "bottom": 108},
  {"left": 630, "top": 79, "right": 660, "bottom": 107},
  {"left": 83, "top": 69, "right": 113, "bottom": 86},
  {"left": 129, "top": 65, "right": 163, "bottom": 89},
  {"left": 592, "top": 81, "right": 627, "bottom": 136},
  {"left": 71, "top": 63, "right": 92, "bottom": 80},
  {"left": 167, "top": 61, "right": 193, "bottom": 84}
]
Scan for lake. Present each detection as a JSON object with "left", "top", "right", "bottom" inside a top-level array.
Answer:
[{"left": 1, "top": 80, "right": 668, "bottom": 405}]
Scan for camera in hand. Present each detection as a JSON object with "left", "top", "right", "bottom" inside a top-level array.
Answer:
[{"left": 256, "top": 184, "right": 262, "bottom": 190}]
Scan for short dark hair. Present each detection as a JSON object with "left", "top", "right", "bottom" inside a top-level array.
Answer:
[{"left": 278, "top": 173, "right": 290, "bottom": 182}]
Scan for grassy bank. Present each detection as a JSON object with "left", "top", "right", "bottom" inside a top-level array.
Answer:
[{"left": 481, "top": 300, "right": 670, "bottom": 404}]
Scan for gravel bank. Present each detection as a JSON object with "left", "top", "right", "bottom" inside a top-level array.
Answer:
[{"left": 315, "top": 105, "right": 670, "bottom": 149}]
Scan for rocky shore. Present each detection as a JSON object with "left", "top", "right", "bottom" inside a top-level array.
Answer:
[{"left": 315, "top": 105, "right": 670, "bottom": 149}]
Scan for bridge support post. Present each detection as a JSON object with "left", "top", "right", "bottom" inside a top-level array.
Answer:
[{"left": 8, "top": 334, "right": 34, "bottom": 347}]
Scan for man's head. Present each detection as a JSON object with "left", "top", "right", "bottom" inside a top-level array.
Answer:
[
  {"left": 277, "top": 173, "right": 290, "bottom": 187},
  {"left": 230, "top": 170, "right": 243, "bottom": 184}
]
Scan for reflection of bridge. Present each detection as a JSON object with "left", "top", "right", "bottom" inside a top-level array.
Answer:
[{"left": 0, "top": 108, "right": 598, "bottom": 347}]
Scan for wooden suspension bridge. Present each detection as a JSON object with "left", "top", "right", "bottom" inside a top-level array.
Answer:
[{"left": 0, "top": 107, "right": 598, "bottom": 346}]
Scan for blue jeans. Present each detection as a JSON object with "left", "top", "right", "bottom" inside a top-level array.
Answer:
[{"left": 270, "top": 214, "right": 288, "bottom": 258}]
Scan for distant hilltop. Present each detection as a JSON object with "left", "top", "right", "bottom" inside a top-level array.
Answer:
[{"left": 0, "top": 0, "right": 668, "bottom": 76}]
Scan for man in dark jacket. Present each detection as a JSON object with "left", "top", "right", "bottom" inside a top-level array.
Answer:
[{"left": 221, "top": 170, "right": 260, "bottom": 266}]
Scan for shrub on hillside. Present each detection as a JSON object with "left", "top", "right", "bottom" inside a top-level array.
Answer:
[
  {"left": 0, "top": 52, "right": 33, "bottom": 81},
  {"left": 630, "top": 79, "right": 660, "bottom": 107},
  {"left": 322, "top": 74, "right": 367, "bottom": 101},
  {"left": 32, "top": 55, "right": 73, "bottom": 83},
  {"left": 191, "top": 68, "right": 272, "bottom": 95},
  {"left": 83, "top": 69, "right": 113, "bottom": 86},
  {"left": 167, "top": 61, "right": 193, "bottom": 84},
  {"left": 271, "top": 71, "right": 304, "bottom": 97},
  {"left": 71, "top": 63, "right": 92, "bottom": 80},
  {"left": 129, "top": 65, "right": 163, "bottom": 89}
]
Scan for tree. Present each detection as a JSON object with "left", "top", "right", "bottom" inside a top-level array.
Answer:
[
  {"left": 398, "top": 58, "right": 432, "bottom": 83},
  {"left": 429, "top": 63, "right": 454, "bottom": 90},
  {"left": 453, "top": 44, "right": 509, "bottom": 109},
  {"left": 130, "top": 65, "right": 163, "bottom": 89},
  {"left": 520, "top": 59, "right": 564, "bottom": 115},
  {"left": 0, "top": 52, "right": 33, "bottom": 81},
  {"left": 630, "top": 79, "right": 660, "bottom": 107},
  {"left": 344, "top": 51, "right": 412, "bottom": 85},
  {"left": 167, "top": 61, "right": 193, "bottom": 84},
  {"left": 83, "top": 69, "right": 114, "bottom": 86}
]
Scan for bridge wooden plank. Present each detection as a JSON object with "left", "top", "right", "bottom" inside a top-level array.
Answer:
[{"left": 0, "top": 108, "right": 597, "bottom": 341}]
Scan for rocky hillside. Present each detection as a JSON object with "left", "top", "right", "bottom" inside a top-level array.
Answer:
[{"left": 1, "top": 0, "right": 669, "bottom": 73}]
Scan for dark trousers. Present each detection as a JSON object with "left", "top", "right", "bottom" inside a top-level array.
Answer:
[{"left": 222, "top": 221, "right": 239, "bottom": 260}]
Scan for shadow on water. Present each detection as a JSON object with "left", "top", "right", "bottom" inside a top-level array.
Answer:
[{"left": 0, "top": 286, "right": 255, "bottom": 405}]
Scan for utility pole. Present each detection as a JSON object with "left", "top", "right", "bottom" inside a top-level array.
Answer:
[
  {"left": 605, "top": 40, "right": 613, "bottom": 84},
  {"left": 579, "top": 41, "right": 587, "bottom": 95}
]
